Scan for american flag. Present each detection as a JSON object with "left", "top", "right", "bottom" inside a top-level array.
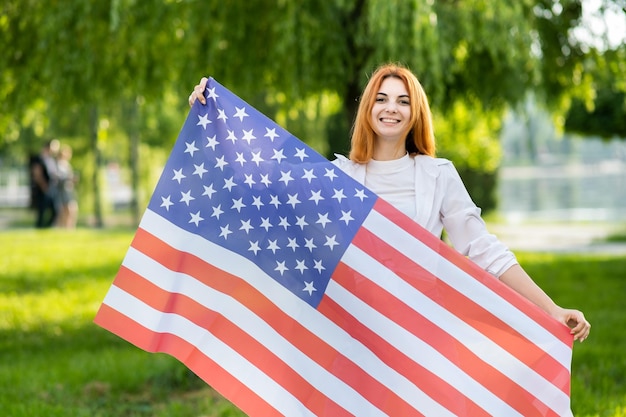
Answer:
[{"left": 95, "top": 78, "right": 574, "bottom": 416}]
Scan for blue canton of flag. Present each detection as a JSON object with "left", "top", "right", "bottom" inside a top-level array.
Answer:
[{"left": 147, "top": 78, "right": 377, "bottom": 307}]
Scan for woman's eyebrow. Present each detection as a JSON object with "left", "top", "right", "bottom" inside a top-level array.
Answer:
[{"left": 377, "top": 92, "right": 410, "bottom": 100}]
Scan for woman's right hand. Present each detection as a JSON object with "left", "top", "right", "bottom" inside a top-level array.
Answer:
[{"left": 188, "top": 77, "right": 209, "bottom": 107}]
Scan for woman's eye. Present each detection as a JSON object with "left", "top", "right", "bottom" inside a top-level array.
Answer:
[
  {"left": 375, "top": 97, "right": 385, "bottom": 102},
  {"left": 400, "top": 100, "right": 410, "bottom": 105}
]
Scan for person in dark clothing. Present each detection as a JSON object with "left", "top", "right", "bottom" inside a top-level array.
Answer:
[{"left": 30, "top": 139, "right": 60, "bottom": 228}]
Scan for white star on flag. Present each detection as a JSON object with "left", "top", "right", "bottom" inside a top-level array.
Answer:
[{"left": 197, "top": 114, "right": 211, "bottom": 129}]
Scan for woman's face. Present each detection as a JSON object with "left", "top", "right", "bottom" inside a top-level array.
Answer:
[{"left": 370, "top": 77, "right": 411, "bottom": 144}]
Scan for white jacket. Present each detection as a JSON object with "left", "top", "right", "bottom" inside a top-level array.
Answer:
[{"left": 332, "top": 154, "right": 518, "bottom": 277}]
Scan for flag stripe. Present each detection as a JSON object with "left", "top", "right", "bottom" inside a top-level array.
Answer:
[
  {"left": 329, "top": 259, "right": 559, "bottom": 417},
  {"left": 110, "top": 265, "right": 353, "bottom": 417},
  {"left": 95, "top": 301, "right": 302, "bottom": 417},
  {"left": 349, "top": 221, "right": 570, "bottom": 390},
  {"left": 118, "top": 213, "right": 454, "bottom": 415},
  {"left": 317, "top": 294, "right": 491, "bottom": 416},
  {"left": 369, "top": 200, "right": 572, "bottom": 361},
  {"left": 326, "top": 269, "right": 530, "bottom": 416},
  {"left": 374, "top": 198, "right": 573, "bottom": 347},
  {"left": 350, "top": 202, "right": 572, "bottom": 414},
  {"left": 121, "top": 229, "right": 389, "bottom": 416}
]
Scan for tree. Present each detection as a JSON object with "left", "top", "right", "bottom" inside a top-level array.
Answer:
[
  {"left": 172, "top": 0, "right": 596, "bottom": 210},
  {"left": 0, "top": 0, "right": 611, "bottom": 218},
  {"left": 564, "top": 46, "right": 626, "bottom": 138},
  {"left": 1, "top": 0, "right": 190, "bottom": 225}
]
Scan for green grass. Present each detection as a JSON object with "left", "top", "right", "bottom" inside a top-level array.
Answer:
[
  {"left": 516, "top": 251, "right": 626, "bottom": 416},
  {"left": 1, "top": 228, "right": 625, "bottom": 416},
  {"left": 0, "top": 228, "right": 245, "bottom": 417}
]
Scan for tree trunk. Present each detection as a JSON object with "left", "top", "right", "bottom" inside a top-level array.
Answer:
[
  {"left": 328, "top": 0, "right": 372, "bottom": 157},
  {"left": 90, "top": 104, "right": 104, "bottom": 228},
  {"left": 128, "top": 98, "right": 141, "bottom": 227}
]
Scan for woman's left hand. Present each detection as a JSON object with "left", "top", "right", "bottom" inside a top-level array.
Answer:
[{"left": 553, "top": 307, "right": 591, "bottom": 342}]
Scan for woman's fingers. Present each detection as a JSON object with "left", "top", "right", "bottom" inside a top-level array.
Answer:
[
  {"left": 566, "top": 311, "right": 591, "bottom": 342},
  {"left": 189, "top": 77, "right": 209, "bottom": 107}
]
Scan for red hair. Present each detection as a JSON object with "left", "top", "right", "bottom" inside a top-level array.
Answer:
[{"left": 349, "top": 63, "right": 436, "bottom": 163}]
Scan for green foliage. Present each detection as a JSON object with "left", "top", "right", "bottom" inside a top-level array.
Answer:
[
  {"left": 1, "top": 228, "right": 626, "bottom": 416},
  {"left": 533, "top": 0, "right": 589, "bottom": 105},
  {"left": 566, "top": 87, "right": 626, "bottom": 138},
  {"left": 1, "top": 0, "right": 601, "bottom": 133},
  {"left": 428, "top": 1, "right": 536, "bottom": 108},
  {"left": 564, "top": 47, "right": 626, "bottom": 139},
  {"left": 434, "top": 99, "right": 503, "bottom": 173},
  {"left": 434, "top": 99, "right": 503, "bottom": 212},
  {"left": 606, "top": 231, "right": 626, "bottom": 243},
  {"left": 1, "top": 0, "right": 620, "bottom": 222}
]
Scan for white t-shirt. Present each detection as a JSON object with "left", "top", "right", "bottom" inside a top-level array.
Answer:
[{"left": 364, "top": 153, "right": 417, "bottom": 220}]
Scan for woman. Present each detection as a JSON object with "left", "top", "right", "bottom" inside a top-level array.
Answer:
[
  {"left": 55, "top": 144, "right": 78, "bottom": 228},
  {"left": 188, "top": 63, "right": 590, "bottom": 342}
]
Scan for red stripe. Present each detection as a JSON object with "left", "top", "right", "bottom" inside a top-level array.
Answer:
[
  {"left": 374, "top": 198, "right": 572, "bottom": 346},
  {"left": 94, "top": 304, "right": 279, "bottom": 417},
  {"left": 352, "top": 220, "right": 571, "bottom": 397},
  {"left": 110, "top": 265, "right": 350, "bottom": 417},
  {"left": 318, "top": 293, "right": 487, "bottom": 417},
  {"left": 123, "top": 227, "right": 420, "bottom": 416},
  {"left": 331, "top": 261, "right": 560, "bottom": 417}
]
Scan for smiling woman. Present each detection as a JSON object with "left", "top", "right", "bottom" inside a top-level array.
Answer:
[{"left": 328, "top": 63, "right": 589, "bottom": 343}]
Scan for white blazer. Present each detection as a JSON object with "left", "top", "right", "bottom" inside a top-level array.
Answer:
[{"left": 332, "top": 154, "right": 518, "bottom": 277}]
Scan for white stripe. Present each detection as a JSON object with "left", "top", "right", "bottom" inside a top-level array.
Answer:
[
  {"left": 365, "top": 209, "right": 572, "bottom": 363},
  {"left": 103, "top": 285, "right": 316, "bottom": 417},
  {"left": 358, "top": 209, "right": 572, "bottom": 414},
  {"left": 341, "top": 242, "right": 569, "bottom": 409},
  {"left": 336, "top": 246, "right": 525, "bottom": 416},
  {"left": 134, "top": 209, "right": 452, "bottom": 416},
  {"left": 121, "top": 244, "right": 384, "bottom": 417}
]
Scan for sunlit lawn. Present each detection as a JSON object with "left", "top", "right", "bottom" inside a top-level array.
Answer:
[
  {"left": 0, "top": 227, "right": 245, "bottom": 417},
  {"left": 1, "top": 226, "right": 625, "bottom": 416}
]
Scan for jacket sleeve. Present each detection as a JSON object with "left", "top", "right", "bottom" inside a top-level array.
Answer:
[{"left": 438, "top": 162, "right": 518, "bottom": 278}]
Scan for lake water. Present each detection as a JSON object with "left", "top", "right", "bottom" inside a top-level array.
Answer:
[{"left": 497, "top": 138, "right": 626, "bottom": 223}]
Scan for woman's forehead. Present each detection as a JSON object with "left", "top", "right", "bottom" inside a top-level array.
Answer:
[{"left": 378, "top": 77, "right": 409, "bottom": 95}]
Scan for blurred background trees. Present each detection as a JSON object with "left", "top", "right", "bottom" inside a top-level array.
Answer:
[{"left": 1, "top": 0, "right": 624, "bottom": 226}]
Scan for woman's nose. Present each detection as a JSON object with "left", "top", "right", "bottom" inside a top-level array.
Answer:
[{"left": 386, "top": 103, "right": 398, "bottom": 113}]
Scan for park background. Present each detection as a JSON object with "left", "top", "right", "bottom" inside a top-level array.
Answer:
[{"left": 1, "top": 0, "right": 625, "bottom": 416}]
